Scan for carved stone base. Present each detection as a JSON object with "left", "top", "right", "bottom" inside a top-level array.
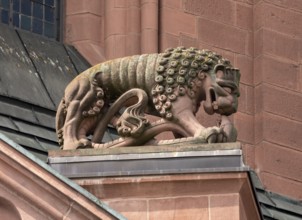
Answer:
[{"left": 47, "top": 142, "right": 260, "bottom": 220}]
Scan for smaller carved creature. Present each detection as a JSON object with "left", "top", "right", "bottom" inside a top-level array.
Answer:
[{"left": 56, "top": 47, "right": 240, "bottom": 150}]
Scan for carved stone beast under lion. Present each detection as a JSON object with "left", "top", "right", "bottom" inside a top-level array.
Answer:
[{"left": 56, "top": 47, "right": 240, "bottom": 150}]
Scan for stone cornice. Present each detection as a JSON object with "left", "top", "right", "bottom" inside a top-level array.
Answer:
[{"left": 0, "top": 133, "right": 125, "bottom": 220}]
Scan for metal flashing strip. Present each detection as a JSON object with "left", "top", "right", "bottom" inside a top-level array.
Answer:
[
  {"left": 48, "top": 149, "right": 242, "bottom": 163},
  {"left": 48, "top": 147, "right": 248, "bottom": 178}
]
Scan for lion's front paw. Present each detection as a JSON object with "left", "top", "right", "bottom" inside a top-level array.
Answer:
[
  {"left": 194, "top": 127, "right": 227, "bottom": 143},
  {"left": 76, "top": 138, "right": 92, "bottom": 149}
]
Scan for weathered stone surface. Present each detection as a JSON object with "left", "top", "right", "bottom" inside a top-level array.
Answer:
[
  {"left": 106, "top": 200, "right": 148, "bottom": 220},
  {"left": 76, "top": 172, "right": 260, "bottom": 219},
  {"left": 0, "top": 24, "right": 54, "bottom": 109},
  {"left": 262, "top": 85, "right": 302, "bottom": 121},
  {"left": 254, "top": 29, "right": 300, "bottom": 62},
  {"left": 254, "top": 2, "right": 302, "bottom": 37},
  {"left": 183, "top": 0, "right": 236, "bottom": 25},
  {"left": 265, "top": 0, "right": 302, "bottom": 12},
  {"left": 149, "top": 196, "right": 209, "bottom": 220},
  {"left": 61, "top": 0, "right": 302, "bottom": 203},
  {"left": 161, "top": 8, "right": 196, "bottom": 36},
  {"left": 49, "top": 142, "right": 242, "bottom": 157},
  {"left": 262, "top": 113, "right": 302, "bottom": 151},
  {"left": 197, "top": 18, "right": 248, "bottom": 54},
  {"left": 210, "top": 194, "right": 240, "bottom": 220},
  {"left": 236, "top": 3, "right": 253, "bottom": 30},
  {"left": 256, "top": 141, "right": 302, "bottom": 182},
  {"left": 234, "top": 112, "right": 254, "bottom": 144},
  {"left": 260, "top": 172, "right": 302, "bottom": 200},
  {"left": 18, "top": 30, "right": 78, "bottom": 108},
  {"left": 0, "top": 136, "right": 123, "bottom": 220},
  {"left": 56, "top": 47, "right": 241, "bottom": 150},
  {"left": 235, "top": 54, "right": 253, "bottom": 86},
  {"left": 238, "top": 84, "right": 254, "bottom": 115}
]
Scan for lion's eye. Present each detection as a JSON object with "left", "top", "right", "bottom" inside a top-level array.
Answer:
[{"left": 222, "top": 87, "right": 232, "bottom": 94}]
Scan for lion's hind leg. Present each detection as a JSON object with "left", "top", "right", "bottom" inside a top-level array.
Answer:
[{"left": 61, "top": 78, "right": 105, "bottom": 150}]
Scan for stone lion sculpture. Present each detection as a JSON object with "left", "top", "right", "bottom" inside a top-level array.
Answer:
[{"left": 56, "top": 47, "right": 240, "bottom": 150}]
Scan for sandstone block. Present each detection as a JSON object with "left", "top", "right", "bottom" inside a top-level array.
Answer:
[
  {"left": 161, "top": 8, "right": 196, "bottom": 36},
  {"left": 263, "top": 84, "right": 302, "bottom": 121},
  {"left": 66, "top": 0, "right": 103, "bottom": 16},
  {"left": 234, "top": 112, "right": 254, "bottom": 144},
  {"left": 160, "top": 0, "right": 182, "bottom": 9},
  {"left": 210, "top": 194, "right": 239, "bottom": 220},
  {"left": 264, "top": 0, "right": 302, "bottom": 12},
  {"left": 261, "top": 55, "right": 299, "bottom": 90},
  {"left": 66, "top": 14, "right": 102, "bottom": 43},
  {"left": 254, "top": 29, "right": 300, "bottom": 62},
  {"left": 105, "top": 8, "right": 127, "bottom": 36},
  {"left": 160, "top": 33, "right": 179, "bottom": 51},
  {"left": 260, "top": 171, "right": 302, "bottom": 200},
  {"left": 236, "top": 3, "right": 253, "bottom": 30},
  {"left": 257, "top": 141, "right": 302, "bottom": 182},
  {"left": 183, "top": 0, "right": 235, "bottom": 25},
  {"left": 106, "top": 199, "right": 148, "bottom": 220},
  {"left": 262, "top": 112, "right": 302, "bottom": 150},
  {"left": 238, "top": 84, "right": 254, "bottom": 115},
  {"left": 254, "top": 2, "right": 302, "bottom": 37},
  {"left": 179, "top": 33, "right": 198, "bottom": 48},
  {"left": 149, "top": 196, "right": 209, "bottom": 220},
  {"left": 254, "top": 113, "right": 263, "bottom": 144},
  {"left": 235, "top": 54, "right": 253, "bottom": 86},
  {"left": 198, "top": 18, "right": 248, "bottom": 54}
]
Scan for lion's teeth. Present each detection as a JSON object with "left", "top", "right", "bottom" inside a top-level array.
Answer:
[{"left": 212, "top": 101, "right": 218, "bottom": 110}]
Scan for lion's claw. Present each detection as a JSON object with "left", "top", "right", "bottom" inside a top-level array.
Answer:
[
  {"left": 194, "top": 126, "right": 227, "bottom": 143},
  {"left": 76, "top": 139, "right": 92, "bottom": 149}
]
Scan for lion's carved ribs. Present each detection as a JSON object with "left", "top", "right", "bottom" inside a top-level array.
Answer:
[{"left": 56, "top": 47, "right": 241, "bottom": 150}]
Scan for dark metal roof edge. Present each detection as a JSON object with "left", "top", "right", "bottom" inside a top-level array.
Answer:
[
  {"left": 248, "top": 171, "right": 265, "bottom": 219},
  {"left": 0, "top": 132, "right": 126, "bottom": 220},
  {"left": 249, "top": 170, "right": 302, "bottom": 219},
  {"left": 64, "top": 44, "right": 91, "bottom": 72}
]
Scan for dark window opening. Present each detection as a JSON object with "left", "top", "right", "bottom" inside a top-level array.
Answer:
[{"left": 0, "top": 0, "right": 60, "bottom": 41}]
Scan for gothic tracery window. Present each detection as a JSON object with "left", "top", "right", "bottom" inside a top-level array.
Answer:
[{"left": 0, "top": 0, "right": 60, "bottom": 40}]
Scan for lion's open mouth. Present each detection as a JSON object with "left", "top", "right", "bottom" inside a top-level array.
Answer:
[{"left": 216, "top": 80, "right": 239, "bottom": 96}]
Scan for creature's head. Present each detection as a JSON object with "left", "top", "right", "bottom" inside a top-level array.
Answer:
[
  {"left": 203, "top": 63, "right": 240, "bottom": 116},
  {"left": 152, "top": 47, "right": 240, "bottom": 119}
]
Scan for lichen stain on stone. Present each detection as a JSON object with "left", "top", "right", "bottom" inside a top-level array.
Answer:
[
  {"left": 48, "top": 57, "right": 56, "bottom": 66},
  {"left": 0, "top": 39, "right": 32, "bottom": 64},
  {"left": 65, "top": 66, "right": 72, "bottom": 74},
  {"left": 29, "top": 51, "right": 39, "bottom": 60},
  {"left": 28, "top": 69, "right": 39, "bottom": 78},
  {"left": 44, "top": 57, "right": 65, "bottom": 73}
]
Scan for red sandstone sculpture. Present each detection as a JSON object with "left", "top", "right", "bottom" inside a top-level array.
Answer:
[{"left": 56, "top": 47, "right": 240, "bottom": 150}]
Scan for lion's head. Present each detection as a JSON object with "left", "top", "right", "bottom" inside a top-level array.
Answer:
[{"left": 152, "top": 47, "right": 240, "bottom": 119}]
